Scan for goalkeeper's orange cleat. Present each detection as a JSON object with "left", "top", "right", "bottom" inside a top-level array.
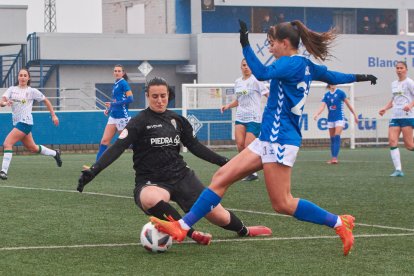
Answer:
[
  {"left": 335, "top": 215, "right": 355, "bottom": 256},
  {"left": 191, "top": 231, "right": 212, "bottom": 245},
  {"left": 150, "top": 216, "right": 188, "bottom": 242},
  {"left": 246, "top": 226, "right": 272, "bottom": 237}
]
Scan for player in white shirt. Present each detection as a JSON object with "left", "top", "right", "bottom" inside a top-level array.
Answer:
[
  {"left": 379, "top": 61, "right": 414, "bottom": 177},
  {"left": 0, "top": 68, "right": 62, "bottom": 180},
  {"left": 221, "top": 59, "right": 268, "bottom": 181}
]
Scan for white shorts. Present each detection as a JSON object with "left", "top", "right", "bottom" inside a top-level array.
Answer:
[
  {"left": 107, "top": 116, "right": 131, "bottom": 131},
  {"left": 327, "top": 120, "right": 346, "bottom": 128},
  {"left": 248, "top": 138, "right": 299, "bottom": 167}
]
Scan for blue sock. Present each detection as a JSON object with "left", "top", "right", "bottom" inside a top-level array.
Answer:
[
  {"left": 330, "top": 137, "right": 335, "bottom": 157},
  {"left": 182, "top": 188, "right": 222, "bottom": 227},
  {"left": 96, "top": 144, "right": 108, "bottom": 161},
  {"left": 332, "top": 135, "right": 341, "bottom": 158},
  {"left": 293, "top": 199, "right": 338, "bottom": 228}
]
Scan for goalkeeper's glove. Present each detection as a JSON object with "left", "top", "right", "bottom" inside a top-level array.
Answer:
[
  {"left": 77, "top": 166, "right": 97, "bottom": 193},
  {"left": 220, "top": 157, "right": 231, "bottom": 167},
  {"left": 355, "top": 74, "right": 377, "bottom": 85},
  {"left": 238, "top": 19, "right": 250, "bottom": 48}
]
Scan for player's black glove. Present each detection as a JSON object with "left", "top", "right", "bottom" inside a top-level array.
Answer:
[
  {"left": 355, "top": 74, "right": 377, "bottom": 85},
  {"left": 220, "top": 157, "right": 231, "bottom": 167},
  {"left": 239, "top": 19, "right": 249, "bottom": 47},
  {"left": 77, "top": 167, "right": 96, "bottom": 193}
]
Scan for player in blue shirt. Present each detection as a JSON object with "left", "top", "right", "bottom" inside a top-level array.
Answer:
[
  {"left": 96, "top": 64, "right": 134, "bottom": 161},
  {"left": 151, "top": 20, "right": 377, "bottom": 256},
  {"left": 313, "top": 84, "right": 359, "bottom": 164}
]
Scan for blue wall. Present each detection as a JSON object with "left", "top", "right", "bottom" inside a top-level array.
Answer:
[
  {"left": 0, "top": 110, "right": 232, "bottom": 145},
  {"left": 200, "top": 6, "right": 397, "bottom": 35},
  {"left": 176, "top": 0, "right": 191, "bottom": 34},
  {"left": 202, "top": 6, "right": 251, "bottom": 33}
]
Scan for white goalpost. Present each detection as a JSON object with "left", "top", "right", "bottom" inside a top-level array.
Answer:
[{"left": 182, "top": 82, "right": 389, "bottom": 149}]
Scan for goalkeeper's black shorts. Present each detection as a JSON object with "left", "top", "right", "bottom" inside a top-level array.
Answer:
[{"left": 134, "top": 168, "right": 205, "bottom": 215}]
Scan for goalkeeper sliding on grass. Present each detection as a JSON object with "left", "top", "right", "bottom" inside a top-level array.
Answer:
[
  {"left": 150, "top": 20, "right": 377, "bottom": 256},
  {"left": 77, "top": 77, "right": 271, "bottom": 245}
]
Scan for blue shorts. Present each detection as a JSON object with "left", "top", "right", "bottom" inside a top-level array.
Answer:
[
  {"left": 389, "top": 118, "right": 414, "bottom": 128},
  {"left": 15, "top": 122, "right": 33, "bottom": 135},
  {"left": 235, "top": 121, "right": 261, "bottom": 137}
]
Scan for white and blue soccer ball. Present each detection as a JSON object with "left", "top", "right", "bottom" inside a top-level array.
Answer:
[{"left": 140, "top": 222, "right": 172, "bottom": 253}]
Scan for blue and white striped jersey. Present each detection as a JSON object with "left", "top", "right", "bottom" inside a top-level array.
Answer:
[
  {"left": 243, "top": 46, "right": 356, "bottom": 147},
  {"left": 322, "top": 89, "right": 347, "bottom": 122}
]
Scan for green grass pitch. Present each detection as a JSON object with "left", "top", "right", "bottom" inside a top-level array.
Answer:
[{"left": 0, "top": 148, "right": 413, "bottom": 275}]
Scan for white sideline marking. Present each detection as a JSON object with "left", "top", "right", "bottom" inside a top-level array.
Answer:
[
  {"left": 296, "top": 160, "right": 392, "bottom": 164},
  {"left": 1, "top": 185, "right": 414, "bottom": 233},
  {"left": 0, "top": 185, "right": 133, "bottom": 199},
  {"left": 356, "top": 223, "right": 414, "bottom": 232},
  {"left": 227, "top": 209, "right": 414, "bottom": 232},
  {"left": 1, "top": 233, "right": 414, "bottom": 251}
]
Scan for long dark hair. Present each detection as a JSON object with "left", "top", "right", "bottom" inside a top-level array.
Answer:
[
  {"left": 114, "top": 64, "right": 129, "bottom": 81},
  {"left": 267, "top": 20, "right": 337, "bottom": 61},
  {"left": 145, "top": 77, "right": 175, "bottom": 102}
]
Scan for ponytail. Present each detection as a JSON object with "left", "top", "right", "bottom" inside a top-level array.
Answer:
[
  {"left": 291, "top": 20, "right": 337, "bottom": 61},
  {"left": 268, "top": 20, "right": 337, "bottom": 61}
]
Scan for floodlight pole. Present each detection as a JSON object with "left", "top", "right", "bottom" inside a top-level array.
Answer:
[{"left": 44, "top": 0, "right": 57, "bottom": 32}]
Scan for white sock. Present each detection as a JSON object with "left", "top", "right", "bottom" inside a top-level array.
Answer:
[
  {"left": 334, "top": 216, "right": 342, "bottom": 228},
  {"left": 39, "top": 145, "right": 57, "bottom": 157},
  {"left": 390, "top": 148, "right": 402, "bottom": 171},
  {"left": 178, "top": 219, "right": 191, "bottom": 230},
  {"left": 1, "top": 152, "right": 13, "bottom": 173},
  {"left": 252, "top": 172, "right": 258, "bottom": 176}
]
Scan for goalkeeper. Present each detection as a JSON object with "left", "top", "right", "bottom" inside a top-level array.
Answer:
[
  {"left": 77, "top": 77, "right": 271, "bottom": 245},
  {"left": 150, "top": 20, "right": 377, "bottom": 256}
]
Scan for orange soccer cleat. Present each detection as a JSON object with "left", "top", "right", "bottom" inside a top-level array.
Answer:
[
  {"left": 335, "top": 215, "right": 355, "bottom": 256},
  {"left": 150, "top": 216, "right": 188, "bottom": 242},
  {"left": 246, "top": 226, "right": 272, "bottom": 237},
  {"left": 191, "top": 231, "right": 212, "bottom": 245}
]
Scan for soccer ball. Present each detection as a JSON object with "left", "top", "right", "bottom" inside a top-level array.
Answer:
[{"left": 140, "top": 222, "right": 173, "bottom": 253}]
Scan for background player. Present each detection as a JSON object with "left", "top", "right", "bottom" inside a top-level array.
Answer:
[
  {"left": 221, "top": 58, "right": 269, "bottom": 181},
  {"left": 151, "top": 20, "right": 377, "bottom": 256},
  {"left": 0, "top": 68, "right": 62, "bottom": 180},
  {"left": 379, "top": 61, "right": 414, "bottom": 177},
  {"left": 313, "top": 84, "right": 359, "bottom": 164},
  {"left": 95, "top": 64, "right": 134, "bottom": 161},
  {"left": 77, "top": 77, "right": 271, "bottom": 244}
]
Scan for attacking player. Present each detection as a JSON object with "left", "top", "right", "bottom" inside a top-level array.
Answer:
[
  {"left": 77, "top": 77, "right": 271, "bottom": 244},
  {"left": 150, "top": 20, "right": 377, "bottom": 256}
]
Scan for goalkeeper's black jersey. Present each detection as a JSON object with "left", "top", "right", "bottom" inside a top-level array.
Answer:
[{"left": 94, "top": 108, "right": 228, "bottom": 184}]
